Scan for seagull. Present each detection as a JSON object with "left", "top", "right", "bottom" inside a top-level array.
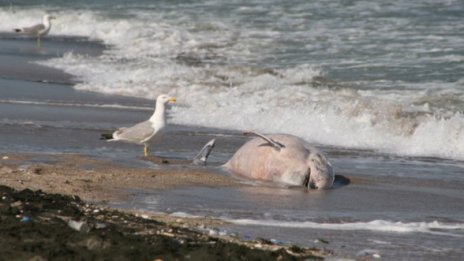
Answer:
[
  {"left": 100, "top": 94, "right": 176, "bottom": 157},
  {"left": 14, "top": 14, "right": 56, "bottom": 48}
]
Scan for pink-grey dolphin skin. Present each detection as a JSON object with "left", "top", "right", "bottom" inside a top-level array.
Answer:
[{"left": 223, "top": 131, "right": 335, "bottom": 189}]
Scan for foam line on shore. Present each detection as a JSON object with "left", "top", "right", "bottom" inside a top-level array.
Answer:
[{"left": 227, "top": 219, "right": 464, "bottom": 237}]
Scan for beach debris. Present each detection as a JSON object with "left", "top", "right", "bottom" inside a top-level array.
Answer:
[
  {"left": 357, "top": 249, "right": 381, "bottom": 259},
  {"left": 68, "top": 220, "right": 91, "bottom": 233},
  {"left": 315, "top": 238, "right": 330, "bottom": 244},
  {"left": 20, "top": 215, "right": 32, "bottom": 223},
  {"left": 94, "top": 222, "right": 107, "bottom": 229},
  {"left": 29, "top": 167, "right": 43, "bottom": 175},
  {"left": 0, "top": 185, "right": 330, "bottom": 260}
]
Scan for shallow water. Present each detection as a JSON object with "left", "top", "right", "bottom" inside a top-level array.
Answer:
[{"left": 1, "top": 1, "right": 464, "bottom": 260}]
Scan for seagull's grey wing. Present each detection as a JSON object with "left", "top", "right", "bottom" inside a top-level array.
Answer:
[
  {"left": 114, "top": 121, "right": 155, "bottom": 143},
  {"left": 19, "top": 24, "right": 45, "bottom": 35}
]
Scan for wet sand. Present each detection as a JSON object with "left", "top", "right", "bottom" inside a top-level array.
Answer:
[{"left": 0, "top": 153, "right": 240, "bottom": 203}]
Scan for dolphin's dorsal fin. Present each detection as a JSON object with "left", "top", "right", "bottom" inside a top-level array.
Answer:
[
  {"left": 243, "top": 130, "right": 285, "bottom": 151},
  {"left": 193, "top": 138, "right": 216, "bottom": 165}
]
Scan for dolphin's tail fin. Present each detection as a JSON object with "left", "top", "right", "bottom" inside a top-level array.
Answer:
[{"left": 193, "top": 139, "right": 216, "bottom": 165}]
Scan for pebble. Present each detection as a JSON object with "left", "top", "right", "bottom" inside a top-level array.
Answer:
[
  {"left": 11, "top": 201, "right": 23, "bottom": 208},
  {"left": 95, "top": 222, "right": 107, "bottom": 229},
  {"left": 2, "top": 156, "right": 8, "bottom": 160},
  {"left": 68, "top": 220, "right": 91, "bottom": 233}
]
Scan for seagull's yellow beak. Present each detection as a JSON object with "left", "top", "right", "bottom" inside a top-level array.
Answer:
[{"left": 168, "top": 97, "right": 176, "bottom": 103}]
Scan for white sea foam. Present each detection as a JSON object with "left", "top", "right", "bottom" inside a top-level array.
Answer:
[
  {"left": 0, "top": 99, "right": 151, "bottom": 111},
  {"left": 2, "top": 7, "right": 464, "bottom": 160},
  {"left": 227, "top": 219, "right": 464, "bottom": 237}
]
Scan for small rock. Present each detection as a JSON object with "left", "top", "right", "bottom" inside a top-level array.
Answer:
[
  {"left": 68, "top": 220, "right": 91, "bottom": 233},
  {"left": 2, "top": 156, "right": 8, "bottom": 160},
  {"left": 20, "top": 216, "right": 32, "bottom": 223},
  {"left": 83, "top": 237, "right": 104, "bottom": 251},
  {"left": 28, "top": 255, "right": 46, "bottom": 261},
  {"left": 315, "top": 238, "right": 329, "bottom": 244},
  {"left": 95, "top": 222, "right": 107, "bottom": 229},
  {"left": 31, "top": 167, "right": 42, "bottom": 175},
  {"left": 11, "top": 201, "right": 23, "bottom": 208}
]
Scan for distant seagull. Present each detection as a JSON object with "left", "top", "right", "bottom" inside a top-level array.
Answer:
[
  {"left": 101, "top": 94, "right": 177, "bottom": 157},
  {"left": 14, "top": 14, "right": 56, "bottom": 48}
]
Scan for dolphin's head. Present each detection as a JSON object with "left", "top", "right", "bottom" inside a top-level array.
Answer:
[{"left": 305, "top": 152, "right": 335, "bottom": 189}]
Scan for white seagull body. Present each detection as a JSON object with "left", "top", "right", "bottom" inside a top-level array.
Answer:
[
  {"left": 14, "top": 15, "right": 56, "bottom": 47},
  {"left": 101, "top": 94, "right": 176, "bottom": 157}
]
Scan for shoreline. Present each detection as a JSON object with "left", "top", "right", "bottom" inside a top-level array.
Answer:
[
  {"left": 0, "top": 34, "right": 333, "bottom": 259},
  {"left": 0, "top": 185, "right": 328, "bottom": 260},
  {"left": 0, "top": 152, "right": 329, "bottom": 260}
]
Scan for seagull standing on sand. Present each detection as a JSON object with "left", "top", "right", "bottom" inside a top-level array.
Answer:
[
  {"left": 14, "top": 14, "right": 56, "bottom": 48},
  {"left": 101, "top": 94, "right": 176, "bottom": 157}
]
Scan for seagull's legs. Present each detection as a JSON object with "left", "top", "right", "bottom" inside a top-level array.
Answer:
[
  {"left": 144, "top": 145, "right": 150, "bottom": 157},
  {"left": 37, "top": 36, "right": 41, "bottom": 48}
]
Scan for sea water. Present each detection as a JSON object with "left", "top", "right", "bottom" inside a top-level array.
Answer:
[
  {"left": 1, "top": 1, "right": 464, "bottom": 260},
  {"left": 1, "top": 0, "right": 463, "bottom": 159}
]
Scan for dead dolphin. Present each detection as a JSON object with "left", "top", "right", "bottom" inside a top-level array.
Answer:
[{"left": 194, "top": 131, "right": 335, "bottom": 189}]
